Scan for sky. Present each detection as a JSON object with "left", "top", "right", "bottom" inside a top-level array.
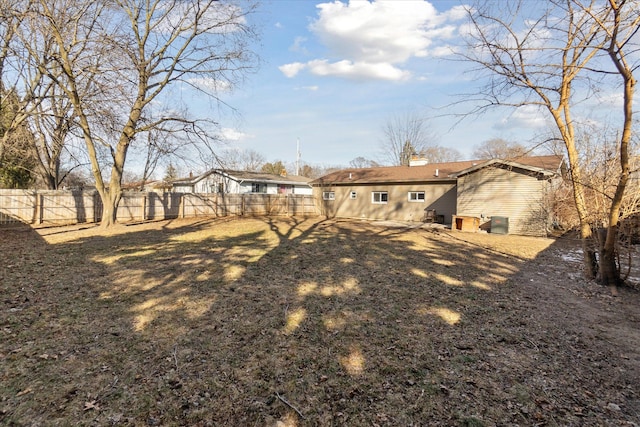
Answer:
[{"left": 199, "top": 0, "right": 550, "bottom": 169}]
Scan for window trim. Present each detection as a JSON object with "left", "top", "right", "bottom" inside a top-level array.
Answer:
[
  {"left": 251, "top": 182, "right": 266, "bottom": 193},
  {"left": 371, "top": 191, "right": 388, "bottom": 204},
  {"left": 408, "top": 191, "right": 425, "bottom": 202},
  {"left": 323, "top": 191, "right": 335, "bottom": 200}
]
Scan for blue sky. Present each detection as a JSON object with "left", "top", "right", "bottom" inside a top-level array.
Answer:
[{"left": 211, "top": 0, "right": 547, "bottom": 168}]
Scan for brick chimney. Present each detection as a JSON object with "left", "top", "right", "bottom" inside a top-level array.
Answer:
[{"left": 409, "top": 157, "right": 428, "bottom": 166}]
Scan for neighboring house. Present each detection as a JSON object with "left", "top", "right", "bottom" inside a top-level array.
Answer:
[
  {"left": 311, "top": 155, "right": 564, "bottom": 236},
  {"left": 171, "top": 170, "right": 313, "bottom": 195},
  {"left": 122, "top": 180, "right": 171, "bottom": 192}
]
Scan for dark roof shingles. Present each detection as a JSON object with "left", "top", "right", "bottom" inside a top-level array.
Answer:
[{"left": 312, "top": 155, "right": 563, "bottom": 185}]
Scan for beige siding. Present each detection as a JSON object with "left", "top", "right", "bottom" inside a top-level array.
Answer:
[
  {"left": 457, "top": 166, "right": 550, "bottom": 236},
  {"left": 314, "top": 181, "right": 457, "bottom": 223}
]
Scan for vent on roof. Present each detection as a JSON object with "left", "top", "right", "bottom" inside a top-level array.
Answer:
[{"left": 435, "top": 169, "right": 439, "bottom": 177}]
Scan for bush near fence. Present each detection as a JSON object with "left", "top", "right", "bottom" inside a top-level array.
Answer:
[{"left": 0, "top": 190, "right": 318, "bottom": 225}]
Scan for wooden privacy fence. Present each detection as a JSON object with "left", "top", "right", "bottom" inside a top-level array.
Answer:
[{"left": 0, "top": 190, "right": 318, "bottom": 225}]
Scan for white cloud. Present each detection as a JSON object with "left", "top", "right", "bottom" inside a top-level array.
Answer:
[
  {"left": 279, "top": 62, "right": 307, "bottom": 78},
  {"left": 307, "top": 59, "right": 411, "bottom": 81},
  {"left": 445, "top": 5, "right": 470, "bottom": 21},
  {"left": 279, "top": 0, "right": 467, "bottom": 81},
  {"left": 290, "top": 36, "right": 309, "bottom": 54},
  {"left": 430, "top": 45, "right": 455, "bottom": 58},
  {"left": 493, "top": 105, "right": 548, "bottom": 130},
  {"left": 187, "top": 77, "right": 231, "bottom": 92},
  {"left": 296, "top": 85, "right": 319, "bottom": 91},
  {"left": 220, "top": 127, "right": 250, "bottom": 142},
  {"left": 588, "top": 91, "right": 624, "bottom": 109}
]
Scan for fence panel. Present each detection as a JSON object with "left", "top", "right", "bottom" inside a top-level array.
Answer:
[
  {"left": 147, "top": 192, "right": 181, "bottom": 220},
  {"left": 117, "top": 193, "right": 146, "bottom": 222},
  {"left": 288, "top": 194, "right": 317, "bottom": 216},
  {"left": 182, "top": 193, "right": 233, "bottom": 218},
  {"left": 0, "top": 190, "right": 37, "bottom": 224},
  {"left": 243, "top": 194, "right": 276, "bottom": 216},
  {"left": 40, "top": 191, "right": 98, "bottom": 224},
  {"left": 0, "top": 190, "right": 319, "bottom": 225}
]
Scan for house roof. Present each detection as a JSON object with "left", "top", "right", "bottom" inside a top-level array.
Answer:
[
  {"left": 173, "top": 169, "right": 312, "bottom": 187},
  {"left": 311, "top": 155, "right": 564, "bottom": 185},
  {"left": 453, "top": 156, "right": 563, "bottom": 178},
  {"left": 217, "top": 170, "right": 312, "bottom": 186}
]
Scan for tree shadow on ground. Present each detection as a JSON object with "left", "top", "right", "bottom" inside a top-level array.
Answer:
[{"left": 1, "top": 217, "right": 638, "bottom": 426}]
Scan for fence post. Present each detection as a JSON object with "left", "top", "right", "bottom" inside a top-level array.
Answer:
[
  {"left": 94, "top": 192, "right": 101, "bottom": 224},
  {"left": 287, "top": 194, "right": 291, "bottom": 216},
  {"left": 38, "top": 193, "right": 44, "bottom": 224},
  {"left": 142, "top": 193, "right": 148, "bottom": 221}
]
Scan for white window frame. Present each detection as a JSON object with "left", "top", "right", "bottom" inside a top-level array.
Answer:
[
  {"left": 372, "top": 191, "right": 388, "bottom": 204},
  {"left": 251, "top": 182, "right": 266, "bottom": 193},
  {"left": 323, "top": 191, "right": 335, "bottom": 200},
  {"left": 408, "top": 191, "right": 425, "bottom": 202}
]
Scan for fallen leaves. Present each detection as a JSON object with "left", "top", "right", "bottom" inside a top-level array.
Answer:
[
  {"left": 1, "top": 218, "right": 639, "bottom": 426},
  {"left": 16, "top": 388, "right": 32, "bottom": 397},
  {"left": 83, "top": 400, "right": 100, "bottom": 411}
]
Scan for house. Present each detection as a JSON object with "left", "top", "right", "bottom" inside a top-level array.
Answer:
[
  {"left": 171, "top": 169, "right": 313, "bottom": 195},
  {"left": 122, "top": 180, "right": 171, "bottom": 192},
  {"left": 311, "top": 155, "right": 564, "bottom": 236}
]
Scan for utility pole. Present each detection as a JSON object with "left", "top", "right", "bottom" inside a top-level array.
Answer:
[{"left": 296, "top": 138, "right": 301, "bottom": 176}]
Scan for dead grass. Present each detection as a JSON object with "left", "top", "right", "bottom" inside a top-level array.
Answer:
[{"left": 1, "top": 217, "right": 639, "bottom": 426}]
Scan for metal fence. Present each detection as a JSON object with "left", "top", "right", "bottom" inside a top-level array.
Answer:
[{"left": 0, "top": 190, "right": 318, "bottom": 225}]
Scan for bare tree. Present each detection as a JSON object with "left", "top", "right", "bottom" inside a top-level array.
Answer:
[
  {"left": 380, "top": 111, "right": 439, "bottom": 166},
  {"left": 472, "top": 138, "right": 529, "bottom": 160},
  {"left": 216, "top": 148, "right": 266, "bottom": 171},
  {"left": 132, "top": 128, "right": 188, "bottom": 191},
  {"left": 349, "top": 156, "right": 379, "bottom": 168},
  {"left": 0, "top": 0, "right": 48, "bottom": 174},
  {"left": 37, "top": 0, "right": 259, "bottom": 226},
  {"left": 28, "top": 85, "right": 82, "bottom": 189},
  {"left": 0, "top": 94, "right": 36, "bottom": 188},
  {"left": 593, "top": 0, "right": 638, "bottom": 290},
  {"left": 461, "top": 0, "right": 638, "bottom": 290},
  {"left": 420, "top": 145, "right": 463, "bottom": 163}
]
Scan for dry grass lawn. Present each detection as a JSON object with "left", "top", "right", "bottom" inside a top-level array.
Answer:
[{"left": 1, "top": 216, "right": 639, "bottom": 426}]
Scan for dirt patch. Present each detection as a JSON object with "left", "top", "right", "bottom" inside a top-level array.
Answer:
[{"left": 1, "top": 217, "right": 639, "bottom": 426}]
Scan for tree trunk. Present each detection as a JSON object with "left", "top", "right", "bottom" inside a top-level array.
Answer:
[
  {"left": 580, "top": 221, "right": 598, "bottom": 279},
  {"left": 599, "top": 225, "right": 620, "bottom": 295},
  {"left": 100, "top": 187, "right": 122, "bottom": 228}
]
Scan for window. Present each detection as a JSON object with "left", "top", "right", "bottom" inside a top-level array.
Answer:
[
  {"left": 323, "top": 191, "right": 335, "bottom": 200},
  {"left": 408, "top": 191, "right": 425, "bottom": 202},
  {"left": 251, "top": 182, "right": 266, "bottom": 193},
  {"left": 278, "top": 184, "right": 292, "bottom": 194},
  {"left": 372, "top": 191, "right": 388, "bottom": 204},
  {"left": 350, "top": 191, "right": 357, "bottom": 199}
]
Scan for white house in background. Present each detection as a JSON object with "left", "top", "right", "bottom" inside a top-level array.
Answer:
[{"left": 171, "top": 170, "right": 313, "bottom": 195}]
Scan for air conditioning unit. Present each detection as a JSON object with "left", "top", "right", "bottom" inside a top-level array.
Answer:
[{"left": 490, "top": 216, "right": 509, "bottom": 234}]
